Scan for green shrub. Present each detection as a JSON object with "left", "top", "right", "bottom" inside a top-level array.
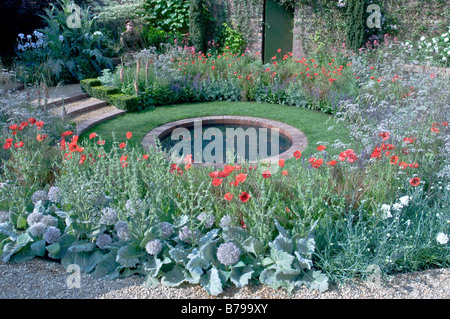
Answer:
[
  {"left": 189, "top": 0, "right": 210, "bottom": 53},
  {"left": 90, "top": 85, "right": 120, "bottom": 103},
  {"left": 216, "top": 23, "right": 247, "bottom": 55},
  {"left": 80, "top": 78, "right": 102, "bottom": 95},
  {"left": 110, "top": 93, "right": 139, "bottom": 112}
]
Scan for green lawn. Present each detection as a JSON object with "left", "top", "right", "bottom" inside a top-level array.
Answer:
[{"left": 80, "top": 101, "right": 352, "bottom": 158}]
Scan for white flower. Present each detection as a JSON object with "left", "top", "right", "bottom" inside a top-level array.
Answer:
[
  {"left": 398, "top": 196, "right": 410, "bottom": 206},
  {"left": 427, "top": 42, "right": 432, "bottom": 47},
  {"left": 26, "top": 34, "right": 32, "bottom": 40},
  {"left": 443, "top": 57, "right": 448, "bottom": 61},
  {"left": 58, "top": 35, "right": 64, "bottom": 41},
  {"left": 392, "top": 203, "right": 403, "bottom": 211},
  {"left": 17, "top": 44, "right": 25, "bottom": 51},
  {"left": 18, "top": 33, "right": 25, "bottom": 39},
  {"left": 445, "top": 38, "right": 449, "bottom": 43},
  {"left": 381, "top": 204, "right": 392, "bottom": 218},
  {"left": 420, "top": 36, "right": 426, "bottom": 41},
  {"left": 436, "top": 232, "right": 449, "bottom": 245}
]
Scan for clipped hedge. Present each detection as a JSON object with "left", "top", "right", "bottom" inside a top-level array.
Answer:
[
  {"left": 109, "top": 94, "right": 139, "bottom": 112},
  {"left": 80, "top": 78, "right": 139, "bottom": 112},
  {"left": 80, "top": 78, "right": 102, "bottom": 95},
  {"left": 90, "top": 86, "right": 119, "bottom": 103}
]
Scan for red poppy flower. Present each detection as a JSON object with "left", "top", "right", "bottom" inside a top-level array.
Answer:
[
  {"left": 14, "top": 141, "right": 24, "bottom": 148},
  {"left": 35, "top": 121, "right": 44, "bottom": 129},
  {"left": 184, "top": 154, "right": 193, "bottom": 164},
  {"left": 399, "top": 162, "right": 408, "bottom": 169},
  {"left": 262, "top": 170, "right": 271, "bottom": 178},
  {"left": 120, "top": 155, "right": 128, "bottom": 163},
  {"left": 317, "top": 145, "right": 326, "bottom": 152},
  {"left": 212, "top": 178, "right": 223, "bottom": 186},
  {"left": 239, "top": 192, "right": 251, "bottom": 203},
  {"left": 142, "top": 155, "right": 149, "bottom": 160},
  {"left": 410, "top": 177, "right": 420, "bottom": 187},
  {"left": 229, "top": 180, "right": 239, "bottom": 187},
  {"left": 60, "top": 139, "right": 66, "bottom": 150},
  {"left": 79, "top": 154, "right": 87, "bottom": 165},
  {"left": 347, "top": 153, "right": 358, "bottom": 163},
  {"left": 209, "top": 171, "right": 219, "bottom": 178},
  {"left": 293, "top": 150, "right": 302, "bottom": 159},
  {"left": 126, "top": 132, "right": 132, "bottom": 139},
  {"left": 390, "top": 156, "right": 399, "bottom": 165},
  {"left": 431, "top": 126, "right": 440, "bottom": 134},
  {"left": 119, "top": 143, "right": 126, "bottom": 149},
  {"left": 3, "top": 142, "right": 12, "bottom": 150},
  {"left": 379, "top": 132, "right": 390, "bottom": 141},
  {"left": 36, "top": 134, "right": 47, "bottom": 141},
  {"left": 218, "top": 170, "right": 230, "bottom": 178},
  {"left": 308, "top": 157, "right": 316, "bottom": 163},
  {"left": 403, "top": 137, "right": 415, "bottom": 144},
  {"left": 278, "top": 159, "right": 285, "bottom": 168},
  {"left": 371, "top": 146, "right": 382, "bottom": 159},
  {"left": 281, "top": 170, "right": 288, "bottom": 176},
  {"left": 5, "top": 138, "right": 13, "bottom": 144},
  {"left": 386, "top": 144, "right": 395, "bottom": 150},
  {"left": 311, "top": 158, "right": 323, "bottom": 168},
  {"left": 184, "top": 163, "right": 192, "bottom": 170},
  {"left": 9, "top": 124, "right": 17, "bottom": 131},
  {"left": 327, "top": 160, "right": 337, "bottom": 166},
  {"left": 224, "top": 193, "right": 233, "bottom": 201},
  {"left": 68, "top": 142, "right": 78, "bottom": 153},
  {"left": 224, "top": 165, "right": 235, "bottom": 173},
  {"left": 235, "top": 173, "right": 247, "bottom": 183},
  {"left": 28, "top": 117, "right": 37, "bottom": 125},
  {"left": 89, "top": 133, "right": 98, "bottom": 139},
  {"left": 97, "top": 140, "right": 105, "bottom": 146},
  {"left": 20, "top": 121, "right": 28, "bottom": 128}
]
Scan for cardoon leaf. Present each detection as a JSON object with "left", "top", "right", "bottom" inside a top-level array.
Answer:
[
  {"left": 274, "top": 219, "right": 290, "bottom": 238},
  {"left": 31, "top": 240, "right": 46, "bottom": 257},
  {"left": 241, "top": 237, "right": 265, "bottom": 255},
  {"left": 116, "top": 244, "right": 141, "bottom": 268},
  {"left": 230, "top": 265, "right": 254, "bottom": 288},
  {"left": 303, "top": 270, "right": 329, "bottom": 292},
  {"left": 199, "top": 240, "right": 218, "bottom": 263},
  {"left": 68, "top": 241, "right": 96, "bottom": 253},
  {"left": 169, "top": 248, "right": 189, "bottom": 265},
  {"left": 187, "top": 255, "right": 209, "bottom": 277},
  {"left": 92, "top": 251, "right": 120, "bottom": 279},
  {"left": 46, "top": 242, "right": 61, "bottom": 258},
  {"left": 201, "top": 267, "right": 223, "bottom": 296},
  {"left": 162, "top": 265, "right": 187, "bottom": 287},
  {"left": 270, "top": 235, "right": 294, "bottom": 254},
  {"left": 0, "top": 222, "right": 16, "bottom": 237},
  {"left": 270, "top": 249, "right": 295, "bottom": 270},
  {"left": 296, "top": 236, "right": 316, "bottom": 259},
  {"left": 144, "top": 256, "right": 164, "bottom": 278}
]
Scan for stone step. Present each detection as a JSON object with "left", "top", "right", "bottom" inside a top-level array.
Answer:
[
  {"left": 75, "top": 107, "right": 126, "bottom": 136},
  {"left": 65, "top": 98, "right": 108, "bottom": 117}
]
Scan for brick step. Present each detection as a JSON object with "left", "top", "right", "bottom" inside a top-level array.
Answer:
[
  {"left": 65, "top": 98, "right": 108, "bottom": 117},
  {"left": 75, "top": 107, "right": 126, "bottom": 136}
]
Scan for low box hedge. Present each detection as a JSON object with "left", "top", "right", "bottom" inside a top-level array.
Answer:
[
  {"left": 80, "top": 78, "right": 101, "bottom": 95},
  {"left": 109, "top": 94, "right": 139, "bottom": 112},
  {"left": 90, "top": 86, "right": 119, "bottom": 103}
]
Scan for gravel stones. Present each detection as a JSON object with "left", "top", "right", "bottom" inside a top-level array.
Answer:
[{"left": 0, "top": 259, "right": 448, "bottom": 299}]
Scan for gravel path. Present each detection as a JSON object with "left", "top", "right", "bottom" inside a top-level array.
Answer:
[{"left": 0, "top": 258, "right": 448, "bottom": 299}]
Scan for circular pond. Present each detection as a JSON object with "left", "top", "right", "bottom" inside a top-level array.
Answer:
[{"left": 142, "top": 116, "right": 308, "bottom": 165}]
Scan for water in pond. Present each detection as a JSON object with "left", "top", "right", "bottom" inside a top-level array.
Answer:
[{"left": 159, "top": 123, "right": 293, "bottom": 163}]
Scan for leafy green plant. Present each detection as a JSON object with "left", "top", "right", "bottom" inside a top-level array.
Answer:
[
  {"left": 144, "top": 0, "right": 191, "bottom": 34},
  {"left": 15, "top": 0, "right": 114, "bottom": 86}
]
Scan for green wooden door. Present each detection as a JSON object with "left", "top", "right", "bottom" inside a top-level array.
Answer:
[{"left": 263, "top": 0, "right": 294, "bottom": 64}]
